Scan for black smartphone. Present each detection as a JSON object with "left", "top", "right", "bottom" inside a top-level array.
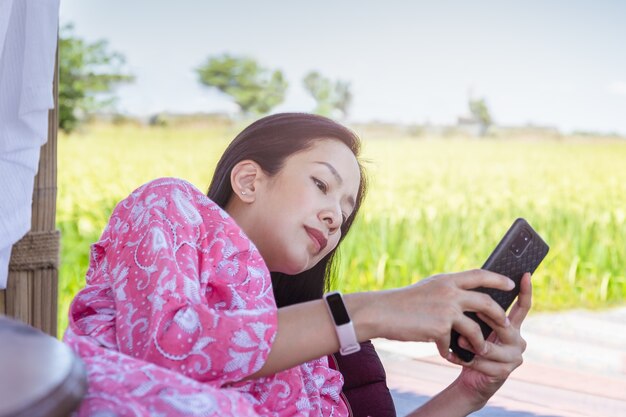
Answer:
[{"left": 449, "top": 218, "right": 549, "bottom": 362}]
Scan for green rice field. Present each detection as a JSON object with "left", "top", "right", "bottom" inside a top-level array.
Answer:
[{"left": 57, "top": 124, "right": 626, "bottom": 335}]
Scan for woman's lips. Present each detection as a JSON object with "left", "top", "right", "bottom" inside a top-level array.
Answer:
[{"left": 305, "top": 226, "right": 328, "bottom": 253}]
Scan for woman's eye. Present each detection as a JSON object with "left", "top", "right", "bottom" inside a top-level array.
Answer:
[{"left": 312, "top": 177, "right": 327, "bottom": 193}]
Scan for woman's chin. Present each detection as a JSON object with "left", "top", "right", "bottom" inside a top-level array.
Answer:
[{"left": 273, "top": 255, "right": 313, "bottom": 275}]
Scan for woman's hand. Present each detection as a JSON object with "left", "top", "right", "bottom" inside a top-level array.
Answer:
[
  {"left": 364, "top": 269, "right": 515, "bottom": 358},
  {"left": 447, "top": 272, "right": 532, "bottom": 408}
]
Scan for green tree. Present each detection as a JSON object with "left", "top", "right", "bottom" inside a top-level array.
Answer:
[
  {"left": 303, "top": 72, "right": 333, "bottom": 116},
  {"left": 196, "top": 55, "right": 287, "bottom": 116},
  {"left": 302, "top": 71, "right": 352, "bottom": 119},
  {"left": 334, "top": 80, "right": 352, "bottom": 119},
  {"left": 468, "top": 97, "right": 493, "bottom": 136},
  {"left": 59, "top": 24, "right": 133, "bottom": 133}
]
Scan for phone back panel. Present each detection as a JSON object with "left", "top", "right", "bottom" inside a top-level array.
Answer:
[
  {"left": 479, "top": 218, "right": 550, "bottom": 312},
  {"left": 450, "top": 218, "right": 549, "bottom": 362}
]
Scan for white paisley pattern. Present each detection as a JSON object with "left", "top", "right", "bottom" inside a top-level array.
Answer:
[{"left": 64, "top": 178, "right": 347, "bottom": 417}]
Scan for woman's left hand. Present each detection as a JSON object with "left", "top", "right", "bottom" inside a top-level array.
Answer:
[{"left": 447, "top": 272, "right": 532, "bottom": 408}]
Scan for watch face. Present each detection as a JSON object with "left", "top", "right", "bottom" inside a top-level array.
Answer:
[{"left": 326, "top": 293, "right": 351, "bottom": 325}]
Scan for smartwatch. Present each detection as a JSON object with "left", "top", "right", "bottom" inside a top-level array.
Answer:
[{"left": 323, "top": 291, "right": 360, "bottom": 355}]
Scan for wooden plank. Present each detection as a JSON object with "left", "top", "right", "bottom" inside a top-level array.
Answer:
[
  {"left": 51, "top": 268, "right": 58, "bottom": 337},
  {"left": 31, "top": 268, "right": 58, "bottom": 337},
  {"left": 43, "top": 268, "right": 58, "bottom": 337},
  {"left": 6, "top": 271, "right": 31, "bottom": 324},
  {"left": 0, "top": 289, "right": 5, "bottom": 314},
  {"left": 32, "top": 269, "right": 42, "bottom": 330},
  {"left": 380, "top": 351, "right": 626, "bottom": 417},
  {"left": 24, "top": 272, "right": 33, "bottom": 326},
  {"left": 6, "top": 272, "right": 17, "bottom": 318}
]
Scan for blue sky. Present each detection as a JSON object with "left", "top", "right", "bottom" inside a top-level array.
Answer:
[{"left": 60, "top": 0, "right": 626, "bottom": 134}]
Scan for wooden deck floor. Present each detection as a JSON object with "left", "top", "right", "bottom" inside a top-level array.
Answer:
[
  {"left": 374, "top": 307, "right": 626, "bottom": 417},
  {"left": 381, "top": 352, "right": 626, "bottom": 417}
]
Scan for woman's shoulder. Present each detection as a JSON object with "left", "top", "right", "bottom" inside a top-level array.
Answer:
[
  {"left": 128, "top": 177, "right": 222, "bottom": 213},
  {"left": 111, "top": 177, "right": 236, "bottom": 232},
  {"left": 134, "top": 177, "right": 209, "bottom": 202}
]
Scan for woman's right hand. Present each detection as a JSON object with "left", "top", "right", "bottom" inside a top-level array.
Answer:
[{"left": 362, "top": 269, "right": 515, "bottom": 359}]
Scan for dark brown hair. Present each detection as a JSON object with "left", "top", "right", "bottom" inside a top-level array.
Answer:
[{"left": 207, "top": 113, "right": 367, "bottom": 307}]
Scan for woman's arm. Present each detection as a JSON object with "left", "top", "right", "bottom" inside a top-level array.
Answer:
[
  {"left": 247, "top": 269, "right": 515, "bottom": 379},
  {"left": 405, "top": 378, "right": 485, "bottom": 417}
]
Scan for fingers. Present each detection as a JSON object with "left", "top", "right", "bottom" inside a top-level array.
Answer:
[
  {"left": 453, "top": 350, "right": 523, "bottom": 378},
  {"left": 437, "top": 339, "right": 452, "bottom": 359},
  {"left": 463, "top": 291, "right": 509, "bottom": 327},
  {"left": 452, "top": 269, "right": 515, "bottom": 292},
  {"left": 470, "top": 310, "right": 527, "bottom": 369},
  {"left": 455, "top": 332, "right": 526, "bottom": 376},
  {"left": 453, "top": 316, "right": 487, "bottom": 355},
  {"left": 434, "top": 271, "right": 531, "bottom": 374},
  {"left": 419, "top": 270, "right": 525, "bottom": 363},
  {"left": 476, "top": 311, "right": 516, "bottom": 346},
  {"left": 508, "top": 273, "right": 533, "bottom": 328},
  {"left": 456, "top": 271, "right": 532, "bottom": 329}
]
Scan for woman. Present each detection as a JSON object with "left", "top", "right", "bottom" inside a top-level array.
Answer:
[{"left": 64, "top": 113, "right": 529, "bottom": 416}]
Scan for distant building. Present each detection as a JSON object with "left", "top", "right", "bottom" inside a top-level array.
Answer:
[{"left": 456, "top": 115, "right": 483, "bottom": 137}]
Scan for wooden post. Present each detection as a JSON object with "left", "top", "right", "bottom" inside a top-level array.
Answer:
[{"left": 0, "top": 45, "right": 59, "bottom": 337}]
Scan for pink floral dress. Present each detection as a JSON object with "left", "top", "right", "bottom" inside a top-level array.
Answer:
[{"left": 64, "top": 178, "right": 347, "bottom": 417}]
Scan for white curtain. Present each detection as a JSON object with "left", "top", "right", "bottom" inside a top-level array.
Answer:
[{"left": 0, "top": 0, "right": 60, "bottom": 288}]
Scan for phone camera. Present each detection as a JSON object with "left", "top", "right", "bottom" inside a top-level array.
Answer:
[{"left": 509, "top": 229, "right": 532, "bottom": 257}]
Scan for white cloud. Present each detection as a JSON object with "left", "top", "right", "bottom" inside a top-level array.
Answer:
[{"left": 607, "top": 81, "right": 626, "bottom": 96}]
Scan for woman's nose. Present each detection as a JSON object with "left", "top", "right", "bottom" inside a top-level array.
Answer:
[{"left": 321, "top": 209, "right": 341, "bottom": 231}]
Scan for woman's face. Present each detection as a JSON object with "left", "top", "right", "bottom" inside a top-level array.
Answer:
[{"left": 248, "top": 139, "right": 361, "bottom": 275}]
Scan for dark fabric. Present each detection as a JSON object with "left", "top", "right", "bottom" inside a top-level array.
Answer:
[{"left": 330, "top": 340, "right": 396, "bottom": 417}]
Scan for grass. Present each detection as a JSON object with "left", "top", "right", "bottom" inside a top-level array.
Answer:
[{"left": 57, "top": 124, "right": 626, "bottom": 336}]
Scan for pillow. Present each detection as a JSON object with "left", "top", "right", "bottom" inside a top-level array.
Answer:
[{"left": 329, "top": 340, "right": 396, "bottom": 417}]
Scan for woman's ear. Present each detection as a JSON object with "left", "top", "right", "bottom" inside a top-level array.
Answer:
[{"left": 230, "top": 160, "right": 264, "bottom": 203}]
